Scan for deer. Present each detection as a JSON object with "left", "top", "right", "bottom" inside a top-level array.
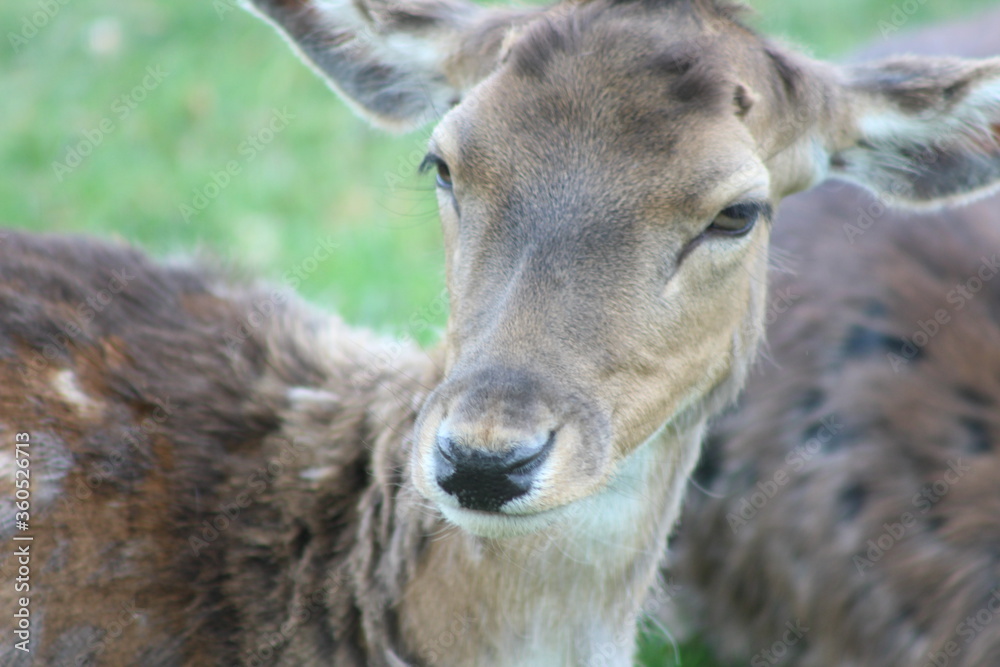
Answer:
[
  {"left": 1, "top": 0, "right": 999, "bottom": 665},
  {"left": 668, "top": 6, "right": 1000, "bottom": 666}
]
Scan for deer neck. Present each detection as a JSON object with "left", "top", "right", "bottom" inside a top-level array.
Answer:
[{"left": 397, "top": 419, "right": 706, "bottom": 667}]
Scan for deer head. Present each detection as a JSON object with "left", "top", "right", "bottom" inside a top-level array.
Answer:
[{"left": 248, "top": 0, "right": 1000, "bottom": 539}]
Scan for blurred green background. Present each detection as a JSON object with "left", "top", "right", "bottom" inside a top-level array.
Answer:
[{"left": 1, "top": 0, "right": 996, "bottom": 664}]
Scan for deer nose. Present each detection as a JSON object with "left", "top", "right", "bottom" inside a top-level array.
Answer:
[{"left": 433, "top": 431, "right": 555, "bottom": 512}]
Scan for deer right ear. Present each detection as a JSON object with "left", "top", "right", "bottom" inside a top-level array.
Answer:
[
  {"left": 246, "top": 0, "right": 532, "bottom": 132},
  {"left": 825, "top": 56, "right": 1000, "bottom": 207}
]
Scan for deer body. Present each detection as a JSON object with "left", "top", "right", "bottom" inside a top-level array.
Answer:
[
  {"left": 0, "top": 233, "right": 440, "bottom": 666},
  {"left": 673, "top": 180, "right": 1000, "bottom": 667},
  {"left": 3, "top": 0, "right": 1000, "bottom": 664}
]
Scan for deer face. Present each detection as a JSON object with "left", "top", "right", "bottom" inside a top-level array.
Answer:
[
  {"left": 411, "top": 16, "right": 780, "bottom": 534},
  {"left": 249, "top": 0, "right": 1000, "bottom": 538}
]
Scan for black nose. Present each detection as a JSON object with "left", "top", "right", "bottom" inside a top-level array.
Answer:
[{"left": 434, "top": 432, "right": 555, "bottom": 512}]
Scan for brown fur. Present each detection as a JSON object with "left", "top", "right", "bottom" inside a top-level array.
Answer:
[
  {"left": 674, "top": 183, "right": 1000, "bottom": 667},
  {"left": 4, "top": 0, "right": 1000, "bottom": 664},
  {"left": 0, "top": 232, "right": 441, "bottom": 665},
  {"left": 670, "top": 8, "right": 1000, "bottom": 666}
]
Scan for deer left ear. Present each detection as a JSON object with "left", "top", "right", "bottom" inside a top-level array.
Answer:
[
  {"left": 247, "top": 0, "right": 540, "bottom": 133},
  {"left": 827, "top": 56, "right": 1000, "bottom": 207}
]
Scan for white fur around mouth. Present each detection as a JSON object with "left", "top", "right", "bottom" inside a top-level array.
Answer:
[{"left": 438, "top": 503, "right": 565, "bottom": 539}]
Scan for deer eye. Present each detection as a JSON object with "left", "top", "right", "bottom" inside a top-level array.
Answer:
[
  {"left": 435, "top": 162, "right": 452, "bottom": 189},
  {"left": 420, "top": 154, "right": 453, "bottom": 190},
  {"left": 708, "top": 200, "right": 771, "bottom": 236}
]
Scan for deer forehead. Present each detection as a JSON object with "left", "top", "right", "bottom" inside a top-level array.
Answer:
[{"left": 434, "top": 12, "right": 777, "bottom": 221}]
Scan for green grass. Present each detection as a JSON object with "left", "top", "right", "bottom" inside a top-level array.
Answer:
[{"left": 2, "top": 0, "right": 996, "bottom": 664}]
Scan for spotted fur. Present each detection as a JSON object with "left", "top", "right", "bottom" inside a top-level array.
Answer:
[
  {"left": 4, "top": 1, "right": 1000, "bottom": 664},
  {"left": 0, "top": 232, "right": 441, "bottom": 665},
  {"left": 669, "top": 9, "right": 1000, "bottom": 665}
]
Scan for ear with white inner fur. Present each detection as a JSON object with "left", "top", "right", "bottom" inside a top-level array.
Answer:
[
  {"left": 246, "top": 0, "right": 531, "bottom": 132},
  {"left": 827, "top": 56, "right": 1000, "bottom": 206}
]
